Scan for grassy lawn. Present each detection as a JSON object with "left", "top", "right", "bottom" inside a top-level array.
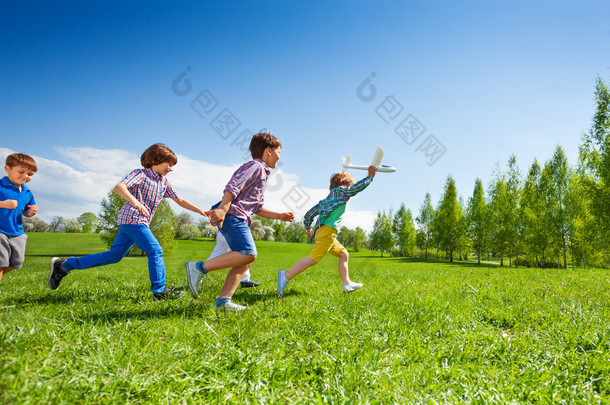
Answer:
[{"left": 1, "top": 233, "right": 610, "bottom": 403}]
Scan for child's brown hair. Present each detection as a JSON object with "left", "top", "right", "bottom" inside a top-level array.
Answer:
[
  {"left": 249, "top": 131, "right": 282, "bottom": 160},
  {"left": 329, "top": 172, "right": 355, "bottom": 190},
  {"left": 140, "top": 144, "right": 178, "bottom": 168},
  {"left": 5, "top": 153, "right": 37, "bottom": 172}
]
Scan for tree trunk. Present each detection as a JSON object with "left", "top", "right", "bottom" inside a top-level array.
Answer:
[
  {"left": 500, "top": 251, "right": 504, "bottom": 267},
  {"left": 477, "top": 249, "right": 481, "bottom": 265},
  {"left": 584, "top": 250, "right": 587, "bottom": 269},
  {"left": 562, "top": 236, "right": 567, "bottom": 269}
]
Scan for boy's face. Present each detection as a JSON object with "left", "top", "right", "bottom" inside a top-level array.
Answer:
[
  {"left": 262, "top": 146, "right": 281, "bottom": 169},
  {"left": 151, "top": 162, "right": 174, "bottom": 176},
  {"left": 5, "top": 165, "right": 35, "bottom": 186}
]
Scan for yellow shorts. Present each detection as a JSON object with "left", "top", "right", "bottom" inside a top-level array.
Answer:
[{"left": 308, "top": 225, "right": 347, "bottom": 263}]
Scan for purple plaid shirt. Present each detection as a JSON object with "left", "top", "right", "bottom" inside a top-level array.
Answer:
[
  {"left": 222, "top": 159, "right": 270, "bottom": 225},
  {"left": 117, "top": 168, "right": 178, "bottom": 226}
]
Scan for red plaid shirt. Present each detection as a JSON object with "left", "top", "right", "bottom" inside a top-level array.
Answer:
[{"left": 117, "top": 168, "right": 178, "bottom": 226}]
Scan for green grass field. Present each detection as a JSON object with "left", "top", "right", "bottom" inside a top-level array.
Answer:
[{"left": 1, "top": 233, "right": 610, "bottom": 404}]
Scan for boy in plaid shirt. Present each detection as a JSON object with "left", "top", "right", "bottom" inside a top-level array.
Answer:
[
  {"left": 48, "top": 144, "right": 207, "bottom": 300},
  {"left": 277, "top": 165, "right": 376, "bottom": 297},
  {"left": 185, "top": 129, "right": 294, "bottom": 311}
]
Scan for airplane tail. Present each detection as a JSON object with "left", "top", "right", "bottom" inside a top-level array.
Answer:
[{"left": 341, "top": 156, "right": 351, "bottom": 172}]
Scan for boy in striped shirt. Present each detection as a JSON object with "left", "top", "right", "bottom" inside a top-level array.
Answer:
[
  {"left": 277, "top": 165, "right": 376, "bottom": 297},
  {"left": 185, "top": 130, "right": 294, "bottom": 311},
  {"left": 48, "top": 144, "right": 208, "bottom": 300}
]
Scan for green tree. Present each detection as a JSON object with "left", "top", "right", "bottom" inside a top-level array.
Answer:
[
  {"left": 77, "top": 212, "right": 99, "bottom": 233},
  {"left": 392, "top": 204, "right": 416, "bottom": 257},
  {"left": 579, "top": 77, "right": 610, "bottom": 256},
  {"left": 416, "top": 192, "right": 435, "bottom": 259},
  {"left": 432, "top": 176, "right": 463, "bottom": 262},
  {"left": 519, "top": 160, "right": 548, "bottom": 267},
  {"left": 369, "top": 210, "right": 394, "bottom": 257},
  {"left": 541, "top": 146, "right": 578, "bottom": 268},
  {"left": 466, "top": 178, "right": 488, "bottom": 264}
]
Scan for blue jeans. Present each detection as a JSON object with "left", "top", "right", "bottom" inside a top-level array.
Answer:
[
  {"left": 218, "top": 214, "right": 257, "bottom": 256},
  {"left": 62, "top": 224, "right": 166, "bottom": 293}
]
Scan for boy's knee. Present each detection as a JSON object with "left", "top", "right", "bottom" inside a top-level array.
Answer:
[
  {"left": 245, "top": 254, "right": 257, "bottom": 263},
  {"left": 340, "top": 251, "right": 349, "bottom": 261}
]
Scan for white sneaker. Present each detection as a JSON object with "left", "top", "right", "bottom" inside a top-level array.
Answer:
[
  {"left": 277, "top": 270, "right": 290, "bottom": 297},
  {"left": 185, "top": 262, "right": 205, "bottom": 298},
  {"left": 218, "top": 300, "right": 247, "bottom": 311},
  {"left": 342, "top": 282, "right": 363, "bottom": 292}
]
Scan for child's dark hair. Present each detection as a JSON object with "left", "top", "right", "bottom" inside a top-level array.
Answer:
[
  {"left": 249, "top": 132, "right": 281, "bottom": 160},
  {"left": 6, "top": 153, "right": 37, "bottom": 172},
  {"left": 140, "top": 144, "right": 178, "bottom": 168},
  {"left": 329, "top": 172, "right": 355, "bottom": 190}
]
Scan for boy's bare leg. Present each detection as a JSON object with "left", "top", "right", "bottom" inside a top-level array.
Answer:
[
  {"left": 204, "top": 251, "right": 255, "bottom": 272},
  {"left": 286, "top": 257, "right": 317, "bottom": 280},
  {"left": 337, "top": 251, "right": 350, "bottom": 285},
  {"left": 219, "top": 265, "right": 249, "bottom": 297}
]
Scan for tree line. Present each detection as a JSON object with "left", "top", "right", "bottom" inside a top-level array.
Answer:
[{"left": 365, "top": 77, "right": 610, "bottom": 269}]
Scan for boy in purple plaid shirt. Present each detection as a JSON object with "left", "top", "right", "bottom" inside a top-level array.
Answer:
[
  {"left": 185, "top": 130, "right": 294, "bottom": 311},
  {"left": 48, "top": 144, "right": 208, "bottom": 300}
]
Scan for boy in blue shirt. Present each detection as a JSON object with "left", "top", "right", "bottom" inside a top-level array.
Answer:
[{"left": 0, "top": 153, "right": 38, "bottom": 284}]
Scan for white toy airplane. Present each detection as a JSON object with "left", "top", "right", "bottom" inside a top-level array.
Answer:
[{"left": 341, "top": 145, "right": 397, "bottom": 173}]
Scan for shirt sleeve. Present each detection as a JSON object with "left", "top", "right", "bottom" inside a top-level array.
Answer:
[
  {"left": 223, "top": 161, "right": 260, "bottom": 199},
  {"left": 338, "top": 176, "right": 373, "bottom": 198},
  {"left": 121, "top": 169, "right": 144, "bottom": 188},
  {"left": 163, "top": 179, "right": 179, "bottom": 199},
  {"left": 303, "top": 203, "right": 321, "bottom": 230}
]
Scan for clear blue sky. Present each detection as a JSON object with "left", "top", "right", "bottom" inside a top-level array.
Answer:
[{"left": 2, "top": 0, "right": 609, "bottom": 230}]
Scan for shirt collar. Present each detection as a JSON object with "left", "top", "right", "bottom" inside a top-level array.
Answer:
[
  {"left": 144, "top": 168, "right": 163, "bottom": 181},
  {"left": 1, "top": 176, "right": 28, "bottom": 192},
  {"left": 254, "top": 158, "right": 271, "bottom": 175}
]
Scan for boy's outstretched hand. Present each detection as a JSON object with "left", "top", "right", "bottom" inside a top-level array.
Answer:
[
  {"left": 368, "top": 165, "right": 377, "bottom": 178},
  {"left": 279, "top": 212, "right": 295, "bottom": 222}
]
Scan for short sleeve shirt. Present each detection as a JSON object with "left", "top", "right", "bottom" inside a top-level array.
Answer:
[
  {"left": 0, "top": 176, "right": 36, "bottom": 236},
  {"left": 117, "top": 168, "right": 178, "bottom": 226}
]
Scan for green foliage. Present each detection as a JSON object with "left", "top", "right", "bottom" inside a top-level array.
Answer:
[
  {"left": 392, "top": 204, "right": 416, "bottom": 257},
  {"left": 431, "top": 176, "right": 463, "bottom": 262},
  {"left": 175, "top": 212, "right": 203, "bottom": 240},
  {"left": 4, "top": 233, "right": 610, "bottom": 403},
  {"left": 337, "top": 226, "right": 367, "bottom": 252},
  {"left": 369, "top": 210, "right": 394, "bottom": 256},
  {"left": 77, "top": 212, "right": 99, "bottom": 233},
  {"left": 466, "top": 178, "right": 488, "bottom": 264},
  {"left": 416, "top": 192, "right": 435, "bottom": 258}
]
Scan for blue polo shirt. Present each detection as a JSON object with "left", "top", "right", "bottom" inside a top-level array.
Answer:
[{"left": 0, "top": 176, "right": 36, "bottom": 236}]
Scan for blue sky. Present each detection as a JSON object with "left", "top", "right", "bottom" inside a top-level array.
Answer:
[{"left": 2, "top": 0, "right": 609, "bottom": 231}]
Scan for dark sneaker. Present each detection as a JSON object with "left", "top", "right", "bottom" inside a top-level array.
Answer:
[
  {"left": 153, "top": 287, "right": 185, "bottom": 301},
  {"left": 48, "top": 257, "right": 68, "bottom": 290},
  {"left": 240, "top": 280, "right": 260, "bottom": 288}
]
